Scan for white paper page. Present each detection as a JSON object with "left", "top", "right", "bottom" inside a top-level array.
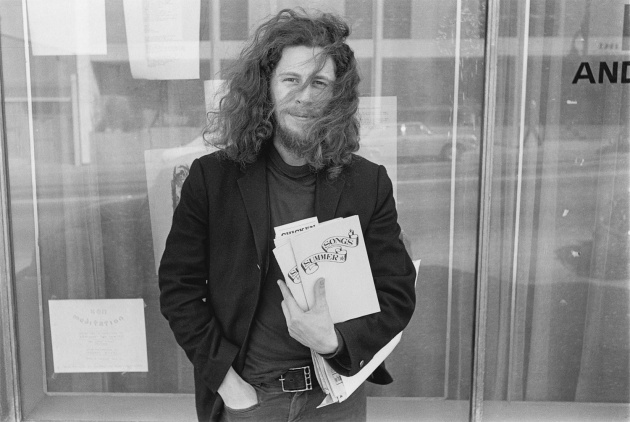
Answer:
[
  {"left": 320, "top": 354, "right": 346, "bottom": 397},
  {"left": 413, "top": 259, "right": 421, "bottom": 286},
  {"left": 49, "top": 299, "right": 148, "bottom": 373},
  {"left": 275, "top": 217, "right": 319, "bottom": 238},
  {"left": 124, "top": 0, "right": 200, "bottom": 80},
  {"left": 357, "top": 97, "right": 398, "bottom": 202},
  {"left": 312, "top": 350, "right": 334, "bottom": 395},
  {"left": 273, "top": 242, "right": 309, "bottom": 311},
  {"left": 144, "top": 140, "right": 214, "bottom": 273},
  {"left": 279, "top": 217, "right": 341, "bottom": 249},
  {"left": 318, "top": 332, "right": 402, "bottom": 407},
  {"left": 27, "top": 0, "right": 107, "bottom": 56},
  {"left": 342, "top": 332, "right": 402, "bottom": 397},
  {"left": 290, "top": 215, "right": 380, "bottom": 323},
  {"left": 274, "top": 217, "right": 319, "bottom": 247}
]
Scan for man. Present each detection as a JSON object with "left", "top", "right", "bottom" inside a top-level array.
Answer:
[{"left": 159, "top": 8, "right": 416, "bottom": 422}]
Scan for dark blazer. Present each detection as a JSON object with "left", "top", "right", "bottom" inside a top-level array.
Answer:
[{"left": 159, "top": 149, "right": 416, "bottom": 421}]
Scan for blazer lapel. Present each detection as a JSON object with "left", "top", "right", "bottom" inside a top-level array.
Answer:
[
  {"left": 237, "top": 157, "right": 269, "bottom": 269},
  {"left": 315, "top": 171, "right": 345, "bottom": 222}
]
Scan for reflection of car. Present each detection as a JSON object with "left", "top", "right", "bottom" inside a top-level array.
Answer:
[{"left": 398, "top": 122, "right": 479, "bottom": 161}]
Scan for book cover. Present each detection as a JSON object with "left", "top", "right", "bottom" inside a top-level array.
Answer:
[
  {"left": 289, "top": 215, "right": 380, "bottom": 323},
  {"left": 273, "top": 241, "right": 308, "bottom": 310}
]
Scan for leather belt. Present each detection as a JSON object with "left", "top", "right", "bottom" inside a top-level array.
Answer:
[{"left": 278, "top": 365, "right": 313, "bottom": 392}]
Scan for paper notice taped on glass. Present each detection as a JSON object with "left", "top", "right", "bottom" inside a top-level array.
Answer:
[
  {"left": 27, "top": 0, "right": 107, "bottom": 56},
  {"left": 123, "top": 0, "right": 200, "bottom": 80},
  {"left": 49, "top": 299, "right": 148, "bottom": 373}
]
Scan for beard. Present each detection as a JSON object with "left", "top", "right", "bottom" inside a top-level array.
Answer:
[{"left": 275, "top": 115, "right": 317, "bottom": 158}]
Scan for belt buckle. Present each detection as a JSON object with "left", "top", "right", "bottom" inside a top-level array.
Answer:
[{"left": 279, "top": 366, "right": 312, "bottom": 392}]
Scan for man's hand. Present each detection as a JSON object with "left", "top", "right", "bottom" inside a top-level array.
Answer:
[
  {"left": 277, "top": 278, "right": 339, "bottom": 354},
  {"left": 217, "top": 367, "right": 257, "bottom": 410}
]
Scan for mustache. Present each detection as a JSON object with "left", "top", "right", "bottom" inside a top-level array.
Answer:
[{"left": 282, "top": 107, "right": 323, "bottom": 118}]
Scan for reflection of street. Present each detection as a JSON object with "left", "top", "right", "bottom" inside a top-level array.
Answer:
[
  {"left": 11, "top": 138, "right": 620, "bottom": 274},
  {"left": 397, "top": 123, "right": 479, "bottom": 162},
  {"left": 396, "top": 143, "right": 626, "bottom": 273},
  {"left": 397, "top": 159, "right": 479, "bottom": 271},
  {"left": 10, "top": 137, "right": 624, "bottom": 275}
]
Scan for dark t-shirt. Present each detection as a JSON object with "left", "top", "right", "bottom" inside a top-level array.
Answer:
[{"left": 240, "top": 145, "right": 317, "bottom": 384}]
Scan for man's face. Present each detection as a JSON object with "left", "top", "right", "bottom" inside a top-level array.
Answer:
[{"left": 270, "top": 46, "right": 336, "bottom": 153}]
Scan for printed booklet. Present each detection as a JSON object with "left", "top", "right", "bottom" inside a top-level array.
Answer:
[
  {"left": 273, "top": 215, "right": 397, "bottom": 406},
  {"left": 273, "top": 215, "right": 380, "bottom": 322}
]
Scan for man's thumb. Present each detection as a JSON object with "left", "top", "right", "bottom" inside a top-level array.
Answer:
[{"left": 314, "top": 278, "right": 327, "bottom": 304}]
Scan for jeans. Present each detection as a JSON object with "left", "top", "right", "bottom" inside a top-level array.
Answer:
[{"left": 219, "top": 382, "right": 366, "bottom": 422}]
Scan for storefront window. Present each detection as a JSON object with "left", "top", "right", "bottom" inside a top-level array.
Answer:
[
  {"left": 484, "top": 0, "right": 629, "bottom": 411},
  {"left": 1, "top": 0, "right": 627, "bottom": 421},
  {"left": 0, "top": 1, "right": 484, "bottom": 419}
]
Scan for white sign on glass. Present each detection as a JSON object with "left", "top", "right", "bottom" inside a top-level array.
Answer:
[
  {"left": 49, "top": 299, "right": 148, "bottom": 373},
  {"left": 123, "top": 0, "right": 200, "bottom": 80},
  {"left": 27, "top": 0, "right": 107, "bottom": 56}
]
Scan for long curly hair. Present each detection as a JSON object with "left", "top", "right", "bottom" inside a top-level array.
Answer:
[{"left": 204, "top": 8, "right": 361, "bottom": 179}]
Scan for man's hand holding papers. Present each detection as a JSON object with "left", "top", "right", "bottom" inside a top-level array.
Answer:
[{"left": 277, "top": 278, "right": 338, "bottom": 355}]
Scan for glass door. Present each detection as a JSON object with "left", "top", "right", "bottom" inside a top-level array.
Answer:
[{"left": 482, "top": 0, "right": 629, "bottom": 420}]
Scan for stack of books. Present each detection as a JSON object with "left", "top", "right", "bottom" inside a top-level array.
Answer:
[{"left": 273, "top": 215, "right": 401, "bottom": 407}]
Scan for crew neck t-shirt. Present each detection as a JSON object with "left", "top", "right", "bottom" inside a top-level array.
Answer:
[{"left": 240, "top": 145, "right": 317, "bottom": 384}]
